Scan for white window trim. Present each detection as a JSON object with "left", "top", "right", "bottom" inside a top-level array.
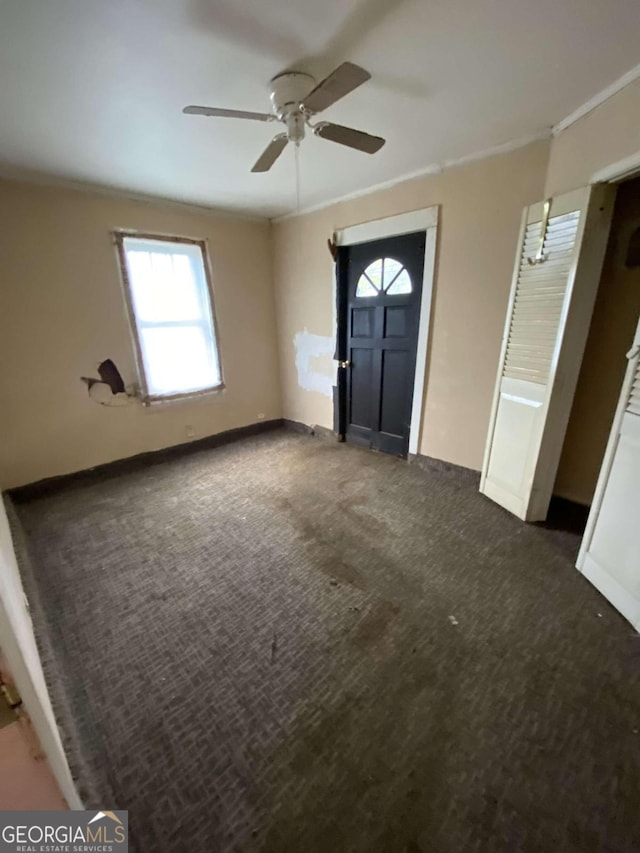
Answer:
[
  {"left": 334, "top": 206, "right": 439, "bottom": 455},
  {"left": 114, "top": 231, "right": 224, "bottom": 405}
]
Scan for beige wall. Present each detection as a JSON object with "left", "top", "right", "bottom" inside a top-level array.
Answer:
[
  {"left": 545, "top": 76, "right": 640, "bottom": 196},
  {"left": 0, "top": 180, "right": 281, "bottom": 488},
  {"left": 273, "top": 140, "right": 550, "bottom": 470},
  {"left": 555, "top": 177, "right": 640, "bottom": 505}
]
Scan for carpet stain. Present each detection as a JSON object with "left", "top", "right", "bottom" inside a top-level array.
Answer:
[
  {"left": 353, "top": 599, "right": 400, "bottom": 648},
  {"left": 275, "top": 494, "right": 367, "bottom": 590},
  {"left": 320, "top": 555, "right": 365, "bottom": 589}
]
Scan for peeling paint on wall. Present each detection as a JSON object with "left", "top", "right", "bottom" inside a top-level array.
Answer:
[{"left": 294, "top": 329, "right": 335, "bottom": 398}]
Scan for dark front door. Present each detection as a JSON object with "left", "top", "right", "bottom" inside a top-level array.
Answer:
[{"left": 338, "top": 231, "right": 425, "bottom": 457}]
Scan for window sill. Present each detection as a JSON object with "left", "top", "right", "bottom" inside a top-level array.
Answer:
[{"left": 142, "top": 384, "right": 226, "bottom": 407}]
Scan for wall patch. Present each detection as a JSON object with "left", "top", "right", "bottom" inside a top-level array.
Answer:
[{"left": 294, "top": 330, "right": 335, "bottom": 398}]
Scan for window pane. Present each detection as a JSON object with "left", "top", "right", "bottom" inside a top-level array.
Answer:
[
  {"left": 140, "top": 326, "right": 220, "bottom": 396},
  {"left": 386, "top": 269, "right": 412, "bottom": 294},
  {"left": 382, "top": 258, "right": 403, "bottom": 289},
  {"left": 355, "top": 275, "right": 378, "bottom": 297},
  {"left": 364, "top": 258, "right": 383, "bottom": 289},
  {"left": 127, "top": 251, "right": 202, "bottom": 323},
  {"left": 121, "top": 237, "right": 221, "bottom": 397}
]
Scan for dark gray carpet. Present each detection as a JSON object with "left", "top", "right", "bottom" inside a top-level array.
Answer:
[{"left": 9, "top": 430, "right": 640, "bottom": 852}]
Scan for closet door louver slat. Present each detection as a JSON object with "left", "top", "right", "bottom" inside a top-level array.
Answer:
[
  {"left": 627, "top": 361, "right": 640, "bottom": 416},
  {"left": 502, "top": 211, "right": 580, "bottom": 384}
]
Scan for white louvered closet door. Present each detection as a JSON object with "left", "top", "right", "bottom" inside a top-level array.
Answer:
[
  {"left": 480, "top": 185, "right": 615, "bottom": 521},
  {"left": 577, "top": 320, "right": 640, "bottom": 630}
]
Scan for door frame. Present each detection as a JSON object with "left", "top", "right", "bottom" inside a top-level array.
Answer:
[
  {"left": 589, "top": 150, "right": 640, "bottom": 186},
  {"left": 333, "top": 207, "right": 438, "bottom": 455},
  {"left": 572, "top": 149, "right": 640, "bottom": 627}
]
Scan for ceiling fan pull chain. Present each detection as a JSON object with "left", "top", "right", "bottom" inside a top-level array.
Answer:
[{"left": 295, "top": 142, "right": 301, "bottom": 216}]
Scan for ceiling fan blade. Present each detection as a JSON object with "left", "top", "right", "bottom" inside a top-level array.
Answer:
[
  {"left": 183, "top": 105, "right": 275, "bottom": 122},
  {"left": 314, "top": 122, "right": 385, "bottom": 154},
  {"left": 302, "top": 62, "right": 371, "bottom": 114},
  {"left": 251, "top": 133, "right": 289, "bottom": 172}
]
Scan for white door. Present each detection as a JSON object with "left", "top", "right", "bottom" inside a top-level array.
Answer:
[
  {"left": 481, "top": 185, "right": 615, "bottom": 521},
  {"left": 577, "top": 320, "right": 640, "bottom": 629}
]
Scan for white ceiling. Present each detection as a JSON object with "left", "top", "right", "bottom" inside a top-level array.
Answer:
[{"left": 1, "top": 0, "right": 639, "bottom": 218}]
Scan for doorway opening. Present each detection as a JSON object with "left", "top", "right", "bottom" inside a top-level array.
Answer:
[
  {"left": 552, "top": 175, "right": 640, "bottom": 530},
  {"left": 333, "top": 208, "right": 438, "bottom": 458}
]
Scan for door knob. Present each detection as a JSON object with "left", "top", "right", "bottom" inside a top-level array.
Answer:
[{"left": 339, "top": 360, "right": 350, "bottom": 368}]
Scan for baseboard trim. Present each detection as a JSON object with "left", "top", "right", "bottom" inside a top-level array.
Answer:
[
  {"left": 281, "top": 427, "right": 483, "bottom": 480},
  {"left": 408, "top": 452, "right": 481, "bottom": 484},
  {"left": 407, "top": 454, "right": 589, "bottom": 530},
  {"left": 9, "top": 418, "right": 284, "bottom": 502},
  {"left": 282, "top": 419, "right": 339, "bottom": 442}
]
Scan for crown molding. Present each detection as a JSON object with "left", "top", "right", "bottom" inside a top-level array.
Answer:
[
  {"left": 0, "top": 164, "right": 269, "bottom": 224},
  {"left": 552, "top": 62, "right": 640, "bottom": 137},
  {"left": 272, "top": 130, "right": 550, "bottom": 222}
]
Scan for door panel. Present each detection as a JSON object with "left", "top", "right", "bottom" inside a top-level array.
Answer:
[
  {"left": 341, "top": 232, "right": 425, "bottom": 457},
  {"left": 578, "top": 327, "right": 640, "bottom": 630},
  {"left": 385, "top": 306, "right": 408, "bottom": 337},
  {"left": 349, "top": 348, "right": 374, "bottom": 434},
  {"left": 352, "top": 308, "right": 374, "bottom": 338},
  {"left": 481, "top": 185, "right": 615, "bottom": 521},
  {"left": 590, "top": 419, "right": 640, "bottom": 597},
  {"left": 380, "top": 349, "right": 411, "bottom": 437},
  {"left": 484, "top": 379, "right": 546, "bottom": 516}
]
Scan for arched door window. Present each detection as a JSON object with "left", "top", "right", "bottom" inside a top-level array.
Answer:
[{"left": 355, "top": 257, "right": 412, "bottom": 297}]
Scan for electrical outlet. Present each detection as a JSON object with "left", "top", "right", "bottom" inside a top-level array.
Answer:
[
  {"left": 186, "top": 425, "right": 195, "bottom": 438},
  {"left": 257, "top": 413, "right": 265, "bottom": 420}
]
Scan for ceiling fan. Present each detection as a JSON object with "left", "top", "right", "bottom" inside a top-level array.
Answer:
[{"left": 183, "top": 62, "right": 385, "bottom": 173}]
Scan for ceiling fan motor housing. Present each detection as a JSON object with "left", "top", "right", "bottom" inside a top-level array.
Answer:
[{"left": 269, "top": 71, "right": 315, "bottom": 119}]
